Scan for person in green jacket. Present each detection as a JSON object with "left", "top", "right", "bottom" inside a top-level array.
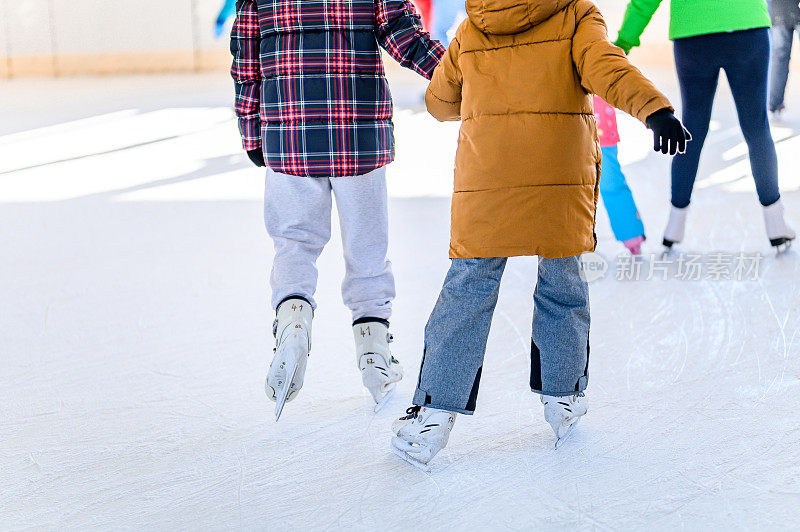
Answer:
[{"left": 615, "top": 0, "right": 795, "bottom": 251}]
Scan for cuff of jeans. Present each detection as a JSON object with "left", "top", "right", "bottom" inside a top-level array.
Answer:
[
  {"left": 412, "top": 389, "right": 474, "bottom": 415},
  {"left": 531, "top": 376, "right": 588, "bottom": 397}
]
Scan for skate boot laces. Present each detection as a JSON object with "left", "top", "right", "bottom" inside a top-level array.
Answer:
[
  {"left": 394, "top": 405, "right": 455, "bottom": 432},
  {"left": 400, "top": 405, "right": 421, "bottom": 421}
]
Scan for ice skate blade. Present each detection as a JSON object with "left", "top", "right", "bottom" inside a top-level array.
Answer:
[
  {"left": 274, "top": 360, "right": 299, "bottom": 422},
  {"left": 554, "top": 421, "right": 579, "bottom": 450},
  {"left": 373, "top": 384, "right": 396, "bottom": 413},
  {"left": 390, "top": 444, "right": 431, "bottom": 473}
]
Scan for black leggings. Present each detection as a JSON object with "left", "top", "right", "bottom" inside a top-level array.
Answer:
[{"left": 672, "top": 28, "right": 781, "bottom": 208}]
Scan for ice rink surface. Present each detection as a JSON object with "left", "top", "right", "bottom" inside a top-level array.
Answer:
[{"left": 1, "top": 67, "right": 799, "bottom": 529}]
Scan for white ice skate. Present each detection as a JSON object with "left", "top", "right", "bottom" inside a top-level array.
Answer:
[
  {"left": 353, "top": 321, "right": 403, "bottom": 412},
  {"left": 541, "top": 394, "right": 587, "bottom": 449},
  {"left": 763, "top": 199, "right": 795, "bottom": 253},
  {"left": 266, "top": 298, "right": 313, "bottom": 421},
  {"left": 662, "top": 205, "right": 688, "bottom": 250},
  {"left": 391, "top": 406, "right": 456, "bottom": 470}
]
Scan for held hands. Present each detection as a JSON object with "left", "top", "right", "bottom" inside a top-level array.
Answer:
[
  {"left": 645, "top": 109, "right": 692, "bottom": 156},
  {"left": 247, "top": 148, "right": 266, "bottom": 167}
]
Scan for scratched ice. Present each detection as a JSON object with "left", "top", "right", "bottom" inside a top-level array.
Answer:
[{"left": 1, "top": 67, "right": 799, "bottom": 529}]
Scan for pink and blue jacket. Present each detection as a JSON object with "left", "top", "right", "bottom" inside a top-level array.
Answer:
[{"left": 593, "top": 95, "right": 620, "bottom": 148}]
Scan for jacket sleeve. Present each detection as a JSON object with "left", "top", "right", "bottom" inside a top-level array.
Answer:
[
  {"left": 424, "top": 35, "right": 462, "bottom": 121},
  {"left": 571, "top": 2, "right": 672, "bottom": 124},
  {"left": 230, "top": 0, "right": 262, "bottom": 151},
  {"left": 615, "top": 0, "right": 663, "bottom": 53},
  {"left": 375, "top": 0, "right": 446, "bottom": 79}
]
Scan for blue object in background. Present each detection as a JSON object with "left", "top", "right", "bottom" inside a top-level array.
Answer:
[
  {"left": 215, "top": 0, "right": 237, "bottom": 38},
  {"left": 433, "top": 0, "right": 462, "bottom": 44},
  {"left": 599, "top": 146, "right": 646, "bottom": 242}
]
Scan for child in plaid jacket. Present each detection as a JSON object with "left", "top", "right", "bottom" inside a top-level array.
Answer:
[{"left": 231, "top": 0, "right": 445, "bottom": 418}]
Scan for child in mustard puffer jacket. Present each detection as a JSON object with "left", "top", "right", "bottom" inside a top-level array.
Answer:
[{"left": 390, "top": 0, "right": 690, "bottom": 468}]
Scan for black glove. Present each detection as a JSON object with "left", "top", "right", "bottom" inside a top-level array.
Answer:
[
  {"left": 645, "top": 109, "right": 692, "bottom": 155},
  {"left": 247, "top": 148, "right": 266, "bottom": 167}
]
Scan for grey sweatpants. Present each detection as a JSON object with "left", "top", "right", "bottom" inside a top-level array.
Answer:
[{"left": 264, "top": 166, "right": 395, "bottom": 321}]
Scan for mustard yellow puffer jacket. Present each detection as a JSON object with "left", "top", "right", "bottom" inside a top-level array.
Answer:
[{"left": 426, "top": 0, "right": 672, "bottom": 259}]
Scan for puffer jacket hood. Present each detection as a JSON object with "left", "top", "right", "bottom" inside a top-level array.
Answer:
[{"left": 465, "top": 0, "right": 570, "bottom": 35}]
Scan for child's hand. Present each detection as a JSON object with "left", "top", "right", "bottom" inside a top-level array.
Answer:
[
  {"left": 247, "top": 148, "right": 266, "bottom": 167},
  {"left": 645, "top": 109, "right": 692, "bottom": 156}
]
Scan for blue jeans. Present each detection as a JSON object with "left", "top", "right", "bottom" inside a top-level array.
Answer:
[
  {"left": 412, "top": 256, "right": 590, "bottom": 415},
  {"left": 769, "top": 24, "right": 796, "bottom": 111},
  {"left": 672, "top": 28, "right": 781, "bottom": 208},
  {"left": 599, "top": 146, "right": 645, "bottom": 242}
]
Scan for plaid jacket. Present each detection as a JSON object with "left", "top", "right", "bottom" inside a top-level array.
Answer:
[{"left": 231, "top": 0, "right": 445, "bottom": 177}]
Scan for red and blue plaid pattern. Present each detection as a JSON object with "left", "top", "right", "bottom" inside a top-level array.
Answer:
[{"left": 231, "top": 0, "right": 445, "bottom": 177}]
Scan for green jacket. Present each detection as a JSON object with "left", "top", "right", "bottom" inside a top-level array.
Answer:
[{"left": 615, "top": 0, "right": 771, "bottom": 53}]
